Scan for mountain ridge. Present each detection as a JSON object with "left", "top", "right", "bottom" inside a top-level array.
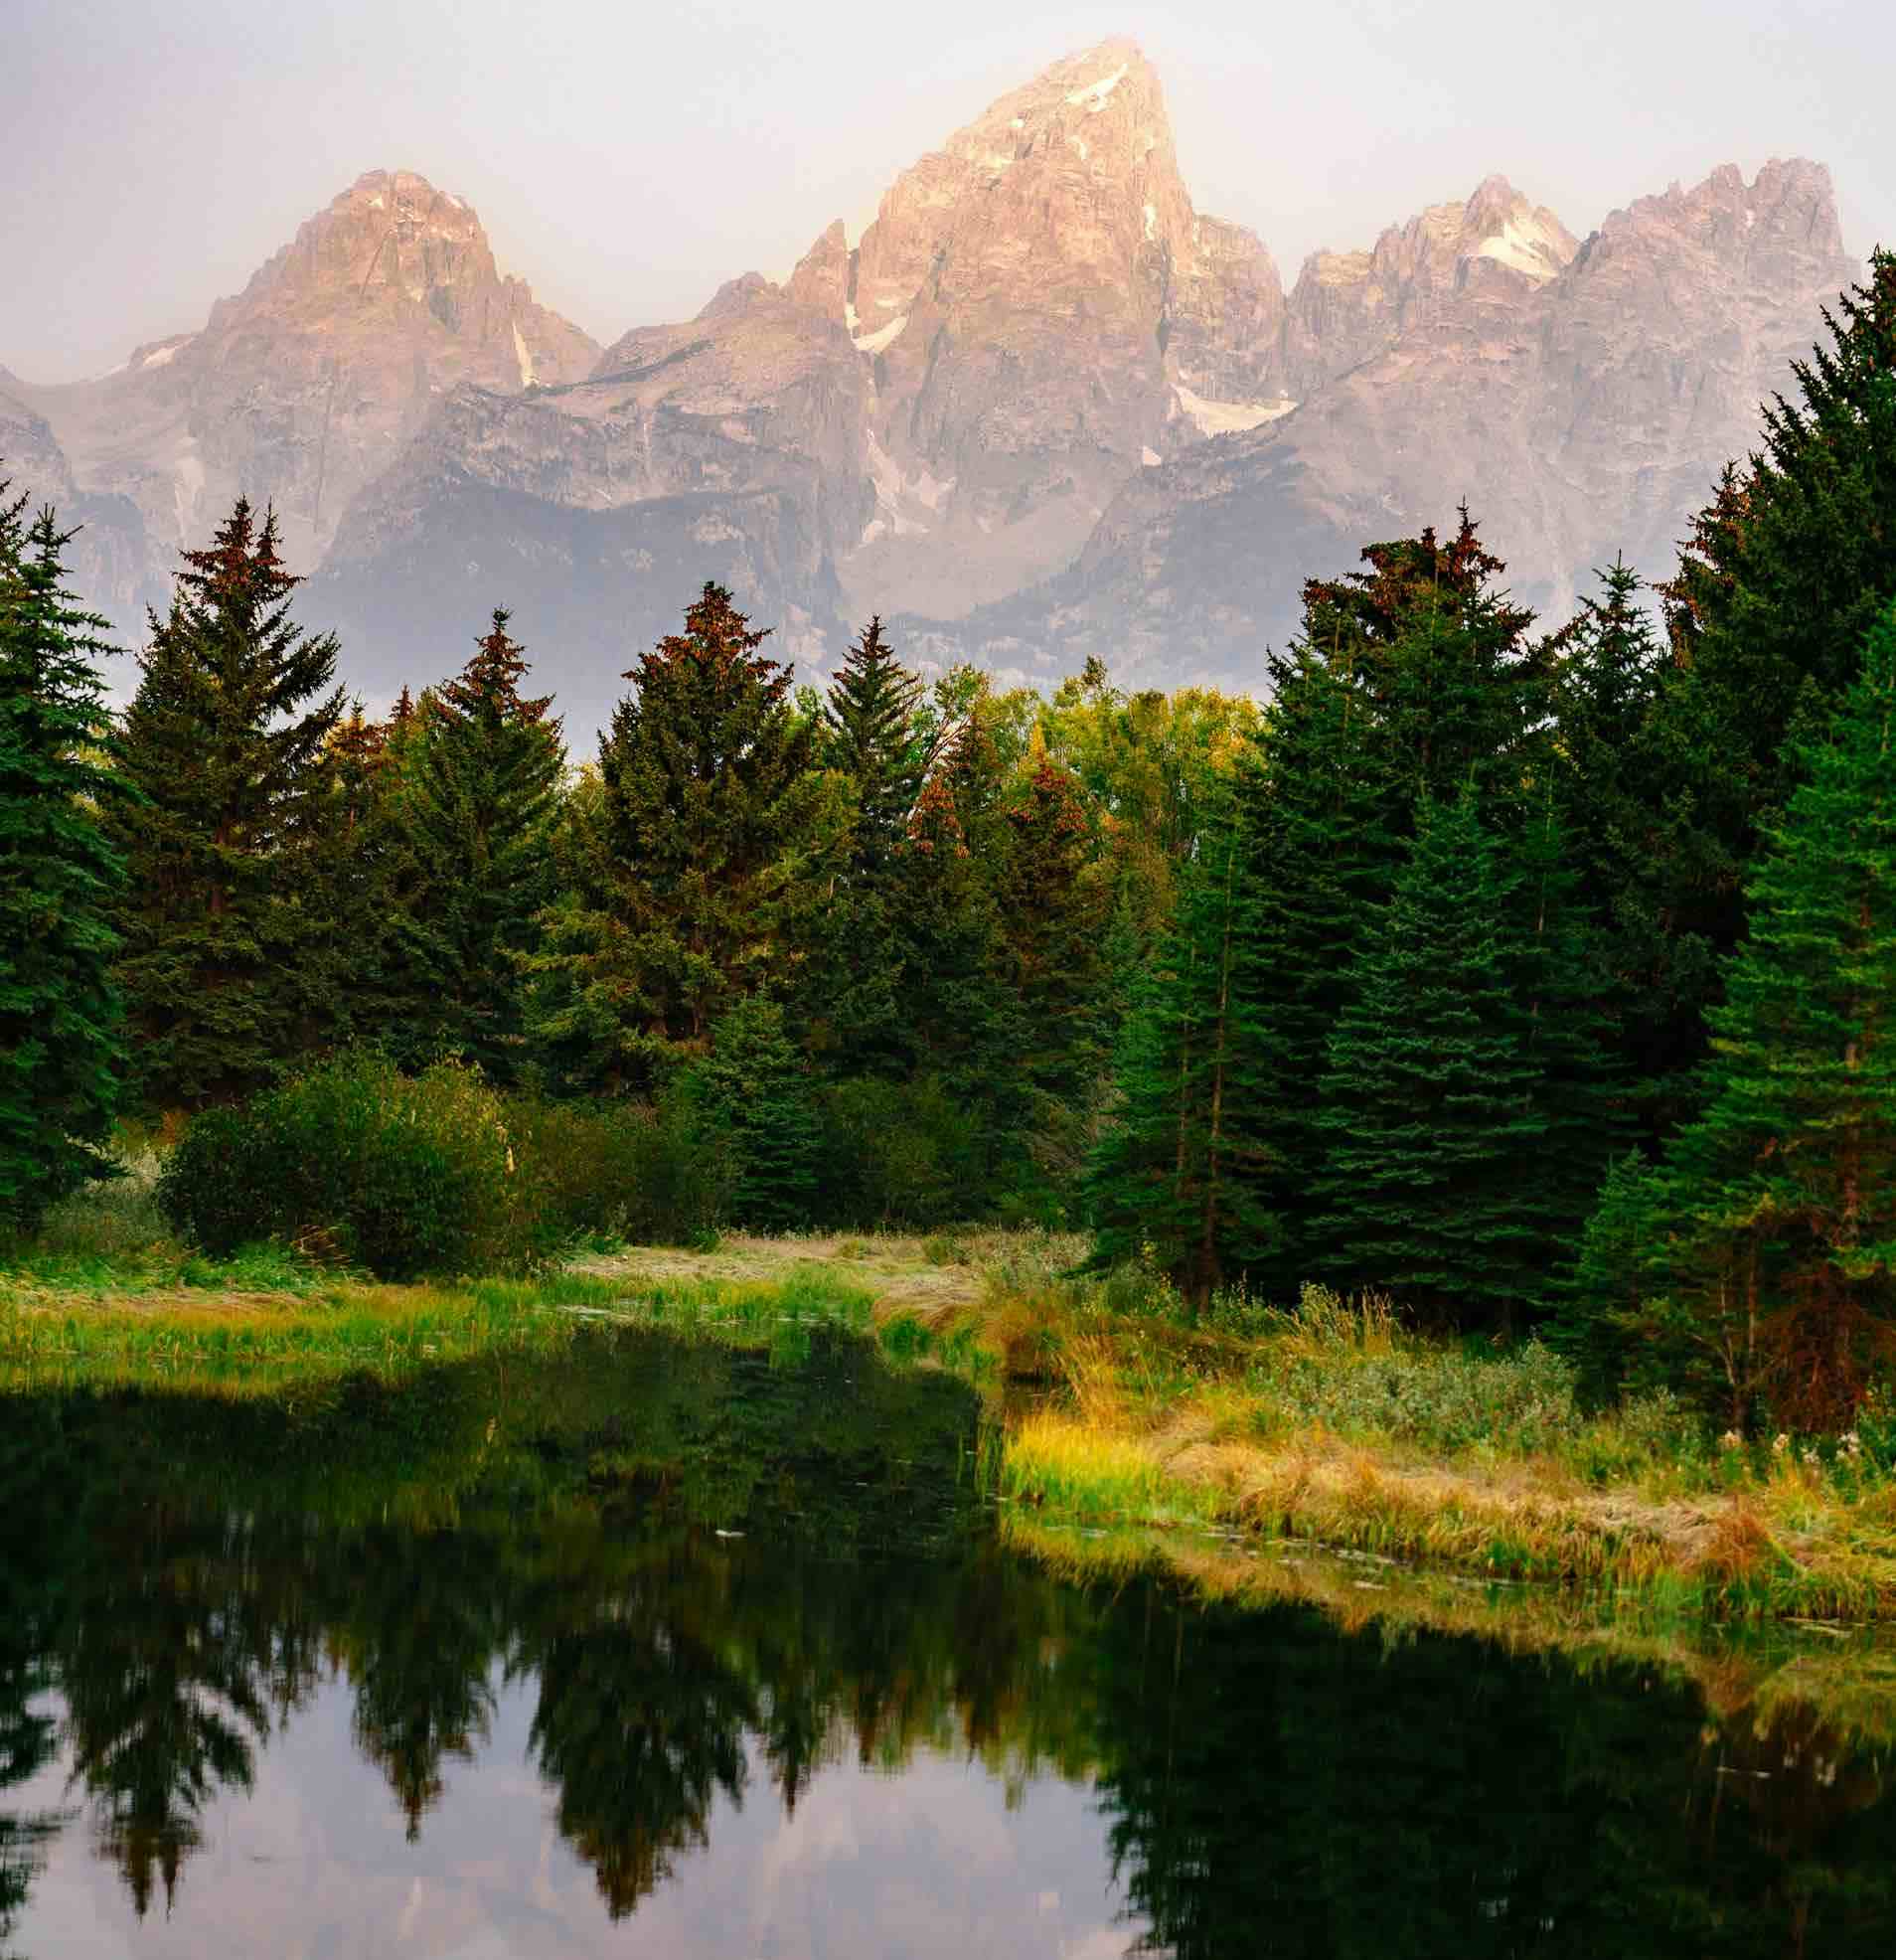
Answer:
[{"left": 0, "top": 40, "right": 1861, "bottom": 726}]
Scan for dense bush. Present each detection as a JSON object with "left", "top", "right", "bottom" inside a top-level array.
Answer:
[
  {"left": 1234, "top": 1285, "right": 1698, "bottom": 1463},
  {"left": 507, "top": 1089, "right": 731, "bottom": 1246},
  {"left": 815, "top": 1074, "right": 989, "bottom": 1227},
  {"left": 157, "top": 1054, "right": 750, "bottom": 1278},
  {"left": 159, "top": 1055, "right": 531, "bottom": 1279}
]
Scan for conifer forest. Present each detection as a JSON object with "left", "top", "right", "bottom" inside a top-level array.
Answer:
[{"left": 6, "top": 247, "right": 1896, "bottom": 1449}]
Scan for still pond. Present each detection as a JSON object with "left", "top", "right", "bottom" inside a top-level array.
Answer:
[{"left": 2, "top": 1329, "right": 1892, "bottom": 1956}]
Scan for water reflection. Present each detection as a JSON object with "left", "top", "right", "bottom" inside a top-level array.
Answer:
[{"left": 2, "top": 1330, "right": 1894, "bottom": 1956}]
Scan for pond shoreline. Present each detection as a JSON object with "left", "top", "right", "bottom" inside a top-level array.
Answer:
[{"left": 6, "top": 1231, "right": 1896, "bottom": 1637}]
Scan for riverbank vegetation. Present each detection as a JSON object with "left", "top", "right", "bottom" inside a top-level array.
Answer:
[
  {"left": 11, "top": 1194, "right": 1896, "bottom": 1622},
  {"left": 5, "top": 257, "right": 1896, "bottom": 1622}
]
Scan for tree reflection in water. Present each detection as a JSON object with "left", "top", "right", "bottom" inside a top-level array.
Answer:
[{"left": 0, "top": 1330, "right": 1893, "bottom": 1956}]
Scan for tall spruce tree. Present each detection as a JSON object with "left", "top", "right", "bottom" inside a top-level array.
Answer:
[
  {"left": 805, "top": 616, "right": 926, "bottom": 1074},
  {"left": 305, "top": 704, "right": 424, "bottom": 1060},
  {"left": 823, "top": 615, "right": 924, "bottom": 877},
  {"left": 1663, "top": 249, "right": 1896, "bottom": 824},
  {"left": 107, "top": 499, "right": 346, "bottom": 1111},
  {"left": 1225, "top": 637, "right": 1399, "bottom": 1298},
  {"left": 1642, "top": 248, "right": 1896, "bottom": 1056},
  {"left": 1608, "top": 599, "right": 1896, "bottom": 1428},
  {"left": 1550, "top": 558, "right": 1718, "bottom": 1127},
  {"left": 1085, "top": 762, "right": 1275, "bottom": 1301},
  {"left": 994, "top": 752, "right": 1112, "bottom": 1168},
  {"left": 1507, "top": 789, "right": 1631, "bottom": 1289},
  {"left": 1310, "top": 789, "right": 1547, "bottom": 1328},
  {"left": 0, "top": 500, "right": 131, "bottom": 1230},
  {"left": 1217, "top": 516, "right": 1551, "bottom": 1299},
  {"left": 891, "top": 735, "right": 1014, "bottom": 1106},
  {"left": 401, "top": 609, "right": 563, "bottom": 1079},
  {"left": 525, "top": 583, "right": 841, "bottom": 1087}
]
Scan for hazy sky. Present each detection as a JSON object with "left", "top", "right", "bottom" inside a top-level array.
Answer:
[{"left": 5, "top": 0, "right": 1890, "bottom": 383}]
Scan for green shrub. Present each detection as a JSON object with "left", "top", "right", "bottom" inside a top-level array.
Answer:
[
  {"left": 507, "top": 1092, "right": 730, "bottom": 1247},
  {"left": 158, "top": 1055, "right": 531, "bottom": 1279},
  {"left": 816, "top": 1074, "right": 987, "bottom": 1227},
  {"left": 25, "top": 1152, "right": 171, "bottom": 1261}
]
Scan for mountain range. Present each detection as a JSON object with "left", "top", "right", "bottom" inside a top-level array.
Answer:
[{"left": 1, "top": 38, "right": 1861, "bottom": 733}]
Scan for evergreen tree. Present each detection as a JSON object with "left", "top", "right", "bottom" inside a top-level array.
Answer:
[
  {"left": 688, "top": 996, "right": 819, "bottom": 1230},
  {"left": 823, "top": 615, "right": 923, "bottom": 878},
  {"left": 525, "top": 583, "right": 842, "bottom": 1087},
  {"left": 1663, "top": 249, "right": 1896, "bottom": 825},
  {"left": 891, "top": 737, "right": 1013, "bottom": 1102},
  {"left": 1508, "top": 789, "right": 1631, "bottom": 1279},
  {"left": 106, "top": 499, "right": 345, "bottom": 1110},
  {"left": 0, "top": 501, "right": 131, "bottom": 1230},
  {"left": 1310, "top": 790, "right": 1547, "bottom": 1328},
  {"left": 994, "top": 751, "right": 1112, "bottom": 1175},
  {"left": 401, "top": 609, "right": 563, "bottom": 1079},
  {"left": 1213, "top": 516, "right": 1550, "bottom": 1298},
  {"left": 1616, "top": 600, "right": 1896, "bottom": 1427},
  {"left": 1550, "top": 559, "right": 1719, "bottom": 1126},
  {"left": 305, "top": 704, "right": 424, "bottom": 1060},
  {"left": 805, "top": 617, "right": 926, "bottom": 1074},
  {"left": 1302, "top": 511, "right": 1554, "bottom": 813},
  {"left": 1552, "top": 1150, "right": 1661, "bottom": 1402},
  {"left": 1225, "top": 639, "right": 1399, "bottom": 1297},
  {"left": 1085, "top": 764, "right": 1276, "bottom": 1301}
]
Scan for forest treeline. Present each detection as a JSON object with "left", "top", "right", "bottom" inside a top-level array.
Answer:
[{"left": 4, "top": 250, "right": 1896, "bottom": 1429}]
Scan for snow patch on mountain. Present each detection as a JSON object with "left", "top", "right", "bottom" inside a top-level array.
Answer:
[
  {"left": 1065, "top": 62, "right": 1128, "bottom": 110},
  {"left": 1174, "top": 382, "right": 1297, "bottom": 436},
  {"left": 853, "top": 313, "right": 908, "bottom": 355},
  {"left": 1475, "top": 212, "right": 1569, "bottom": 280}
]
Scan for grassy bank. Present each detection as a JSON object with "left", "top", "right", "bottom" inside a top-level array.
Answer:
[
  {"left": 9, "top": 1181, "right": 1896, "bottom": 1623},
  {"left": 996, "top": 1284, "right": 1896, "bottom": 1623}
]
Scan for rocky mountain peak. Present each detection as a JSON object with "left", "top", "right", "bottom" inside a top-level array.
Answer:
[
  {"left": 206, "top": 166, "right": 593, "bottom": 376},
  {"left": 1275, "top": 173, "right": 1577, "bottom": 399},
  {"left": 1456, "top": 175, "right": 1578, "bottom": 281},
  {"left": 12, "top": 166, "right": 599, "bottom": 596},
  {"left": 1592, "top": 155, "right": 1845, "bottom": 269}
]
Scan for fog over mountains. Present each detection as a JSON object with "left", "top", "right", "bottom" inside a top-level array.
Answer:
[{"left": 1, "top": 37, "right": 1861, "bottom": 733}]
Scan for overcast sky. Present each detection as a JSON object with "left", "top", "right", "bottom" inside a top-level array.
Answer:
[{"left": 4, "top": 0, "right": 1890, "bottom": 384}]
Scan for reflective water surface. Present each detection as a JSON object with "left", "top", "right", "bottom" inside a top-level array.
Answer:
[{"left": 3, "top": 1329, "right": 1894, "bottom": 1957}]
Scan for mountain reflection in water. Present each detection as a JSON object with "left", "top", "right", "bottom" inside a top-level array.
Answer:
[{"left": 2, "top": 1328, "right": 1893, "bottom": 1957}]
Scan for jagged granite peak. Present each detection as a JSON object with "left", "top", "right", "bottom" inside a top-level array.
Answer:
[
  {"left": 1277, "top": 174, "right": 1579, "bottom": 399},
  {"left": 769, "top": 36, "right": 1291, "bottom": 620},
  {"left": 905, "top": 156, "right": 1856, "bottom": 692},
  {"left": 12, "top": 168, "right": 599, "bottom": 587},
  {"left": 312, "top": 36, "right": 1297, "bottom": 701}
]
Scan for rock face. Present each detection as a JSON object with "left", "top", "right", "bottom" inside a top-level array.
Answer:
[
  {"left": 1, "top": 42, "right": 1864, "bottom": 722},
  {"left": 1, "top": 383, "right": 158, "bottom": 638},
  {"left": 824, "top": 37, "right": 1286, "bottom": 619},
  {"left": 10, "top": 170, "right": 597, "bottom": 610},
  {"left": 315, "top": 270, "right": 869, "bottom": 733},
  {"left": 313, "top": 39, "right": 1298, "bottom": 708},
  {"left": 907, "top": 156, "right": 1856, "bottom": 688}
]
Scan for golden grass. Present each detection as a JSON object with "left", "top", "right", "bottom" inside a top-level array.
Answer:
[{"left": 996, "top": 1395, "right": 1896, "bottom": 1620}]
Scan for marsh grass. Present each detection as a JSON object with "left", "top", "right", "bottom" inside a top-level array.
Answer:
[
  {"left": 12, "top": 1191, "right": 1896, "bottom": 1621},
  {"left": 988, "top": 1278, "right": 1896, "bottom": 1620}
]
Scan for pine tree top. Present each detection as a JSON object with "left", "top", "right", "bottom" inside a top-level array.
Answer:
[
  {"left": 629, "top": 581, "right": 791, "bottom": 704},
  {"left": 436, "top": 607, "right": 557, "bottom": 731},
  {"left": 1295, "top": 506, "right": 1538, "bottom": 668}
]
